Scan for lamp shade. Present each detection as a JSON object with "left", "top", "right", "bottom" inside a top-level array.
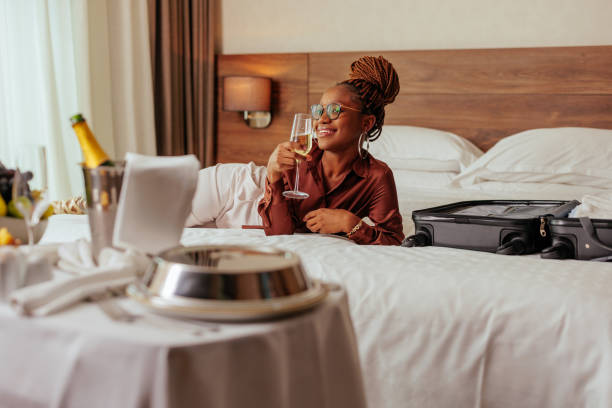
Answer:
[{"left": 223, "top": 76, "right": 271, "bottom": 112}]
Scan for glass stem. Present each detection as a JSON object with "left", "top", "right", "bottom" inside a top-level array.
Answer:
[
  {"left": 294, "top": 159, "right": 301, "bottom": 192},
  {"left": 24, "top": 217, "right": 34, "bottom": 245}
]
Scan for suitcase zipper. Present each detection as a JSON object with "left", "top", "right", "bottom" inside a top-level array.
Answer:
[{"left": 540, "top": 217, "right": 547, "bottom": 237}]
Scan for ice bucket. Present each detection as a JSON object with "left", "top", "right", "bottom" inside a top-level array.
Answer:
[{"left": 81, "top": 162, "right": 124, "bottom": 263}]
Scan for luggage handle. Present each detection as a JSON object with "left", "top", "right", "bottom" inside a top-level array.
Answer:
[
  {"left": 496, "top": 235, "right": 527, "bottom": 255},
  {"left": 550, "top": 200, "right": 581, "bottom": 218},
  {"left": 579, "top": 217, "right": 612, "bottom": 255}
]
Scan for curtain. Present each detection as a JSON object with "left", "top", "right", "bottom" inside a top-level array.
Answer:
[
  {"left": 147, "top": 0, "right": 215, "bottom": 167},
  {"left": 0, "top": 0, "right": 156, "bottom": 201},
  {"left": 0, "top": 1, "right": 86, "bottom": 199},
  {"left": 106, "top": 0, "right": 158, "bottom": 160}
]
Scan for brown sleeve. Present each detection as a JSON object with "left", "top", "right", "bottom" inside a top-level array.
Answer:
[
  {"left": 257, "top": 175, "right": 296, "bottom": 235},
  {"left": 348, "top": 169, "right": 404, "bottom": 246}
]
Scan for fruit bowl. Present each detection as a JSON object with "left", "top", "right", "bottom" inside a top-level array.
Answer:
[{"left": 0, "top": 216, "right": 48, "bottom": 244}]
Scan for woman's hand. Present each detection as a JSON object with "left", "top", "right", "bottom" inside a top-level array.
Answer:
[
  {"left": 266, "top": 142, "right": 302, "bottom": 183},
  {"left": 303, "top": 209, "right": 361, "bottom": 234}
]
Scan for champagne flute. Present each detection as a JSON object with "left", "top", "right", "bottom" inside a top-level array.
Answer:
[
  {"left": 12, "top": 168, "right": 50, "bottom": 245},
  {"left": 282, "top": 113, "right": 313, "bottom": 199}
]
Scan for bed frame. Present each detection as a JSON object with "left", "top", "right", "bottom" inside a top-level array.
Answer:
[{"left": 215, "top": 46, "right": 612, "bottom": 165}]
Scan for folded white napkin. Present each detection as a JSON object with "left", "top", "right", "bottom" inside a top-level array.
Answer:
[
  {"left": 571, "top": 190, "right": 612, "bottom": 219},
  {"left": 10, "top": 239, "right": 150, "bottom": 317},
  {"left": 0, "top": 246, "right": 55, "bottom": 301},
  {"left": 0, "top": 247, "right": 25, "bottom": 300},
  {"left": 113, "top": 153, "right": 200, "bottom": 255}
]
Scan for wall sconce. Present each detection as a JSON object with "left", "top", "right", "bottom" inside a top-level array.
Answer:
[{"left": 223, "top": 76, "right": 272, "bottom": 128}]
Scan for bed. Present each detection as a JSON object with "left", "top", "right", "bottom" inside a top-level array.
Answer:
[{"left": 208, "top": 45, "right": 612, "bottom": 407}]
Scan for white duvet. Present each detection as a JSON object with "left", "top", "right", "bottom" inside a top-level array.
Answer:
[{"left": 178, "top": 227, "right": 612, "bottom": 408}]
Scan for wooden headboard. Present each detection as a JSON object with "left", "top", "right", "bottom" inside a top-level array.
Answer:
[{"left": 216, "top": 46, "right": 612, "bottom": 165}]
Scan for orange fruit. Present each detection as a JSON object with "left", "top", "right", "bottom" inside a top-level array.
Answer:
[{"left": 0, "top": 227, "right": 14, "bottom": 246}]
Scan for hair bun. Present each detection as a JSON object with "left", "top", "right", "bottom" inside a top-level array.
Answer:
[{"left": 348, "top": 56, "right": 399, "bottom": 105}]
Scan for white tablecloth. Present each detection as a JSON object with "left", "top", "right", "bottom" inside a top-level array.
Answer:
[{"left": 0, "top": 216, "right": 366, "bottom": 408}]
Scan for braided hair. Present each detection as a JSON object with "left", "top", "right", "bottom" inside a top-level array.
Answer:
[{"left": 339, "top": 56, "right": 400, "bottom": 142}]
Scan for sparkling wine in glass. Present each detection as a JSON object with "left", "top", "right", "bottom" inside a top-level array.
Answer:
[{"left": 282, "top": 113, "right": 313, "bottom": 199}]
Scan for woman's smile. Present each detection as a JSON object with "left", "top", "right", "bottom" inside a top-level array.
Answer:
[{"left": 316, "top": 127, "right": 336, "bottom": 137}]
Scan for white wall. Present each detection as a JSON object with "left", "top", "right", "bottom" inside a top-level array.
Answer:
[{"left": 218, "top": 0, "right": 612, "bottom": 54}]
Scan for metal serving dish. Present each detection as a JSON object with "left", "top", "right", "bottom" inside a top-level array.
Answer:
[
  {"left": 144, "top": 245, "right": 311, "bottom": 300},
  {"left": 128, "top": 245, "right": 327, "bottom": 321}
]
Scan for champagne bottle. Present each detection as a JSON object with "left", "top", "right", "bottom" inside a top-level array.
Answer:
[{"left": 70, "top": 113, "right": 114, "bottom": 168}]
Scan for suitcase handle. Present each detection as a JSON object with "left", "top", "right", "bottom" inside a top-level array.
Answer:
[
  {"left": 549, "top": 200, "right": 581, "bottom": 218},
  {"left": 496, "top": 235, "right": 527, "bottom": 255},
  {"left": 401, "top": 230, "right": 431, "bottom": 247},
  {"left": 541, "top": 237, "right": 574, "bottom": 260},
  {"left": 579, "top": 217, "right": 612, "bottom": 252}
]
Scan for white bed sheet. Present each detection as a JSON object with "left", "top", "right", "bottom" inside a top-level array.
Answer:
[
  {"left": 183, "top": 230, "right": 612, "bottom": 408},
  {"left": 41, "top": 211, "right": 612, "bottom": 408}
]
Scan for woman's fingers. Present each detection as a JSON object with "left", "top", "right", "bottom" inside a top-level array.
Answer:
[
  {"left": 278, "top": 161, "right": 296, "bottom": 172},
  {"left": 282, "top": 152, "right": 301, "bottom": 163},
  {"left": 304, "top": 212, "right": 322, "bottom": 232},
  {"left": 306, "top": 221, "right": 320, "bottom": 232},
  {"left": 304, "top": 209, "right": 350, "bottom": 234},
  {"left": 278, "top": 151, "right": 296, "bottom": 161},
  {"left": 278, "top": 147, "right": 300, "bottom": 161},
  {"left": 303, "top": 210, "right": 320, "bottom": 222},
  {"left": 304, "top": 215, "right": 315, "bottom": 228},
  {"left": 266, "top": 142, "right": 301, "bottom": 183}
]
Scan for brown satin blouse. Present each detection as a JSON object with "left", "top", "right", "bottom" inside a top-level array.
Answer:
[{"left": 257, "top": 144, "right": 404, "bottom": 245}]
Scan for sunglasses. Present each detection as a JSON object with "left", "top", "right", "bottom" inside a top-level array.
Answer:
[{"left": 310, "top": 103, "right": 362, "bottom": 120}]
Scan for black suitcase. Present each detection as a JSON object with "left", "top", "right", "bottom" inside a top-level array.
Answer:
[
  {"left": 541, "top": 217, "right": 612, "bottom": 261},
  {"left": 402, "top": 200, "right": 580, "bottom": 255}
]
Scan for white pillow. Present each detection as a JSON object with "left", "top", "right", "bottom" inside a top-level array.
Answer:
[
  {"left": 369, "top": 125, "right": 483, "bottom": 173},
  {"left": 393, "top": 170, "right": 455, "bottom": 190},
  {"left": 452, "top": 127, "right": 612, "bottom": 189},
  {"left": 459, "top": 181, "right": 609, "bottom": 199}
]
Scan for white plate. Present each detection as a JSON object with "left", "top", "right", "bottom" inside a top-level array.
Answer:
[{"left": 126, "top": 279, "right": 328, "bottom": 322}]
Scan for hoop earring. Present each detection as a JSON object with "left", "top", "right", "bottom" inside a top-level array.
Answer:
[{"left": 358, "top": 133, "right": 369, "bottom": 159}]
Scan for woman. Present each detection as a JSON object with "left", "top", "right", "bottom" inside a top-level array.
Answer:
[{"left": 258, "top": 56, "right": 404, "bottom": 245}]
